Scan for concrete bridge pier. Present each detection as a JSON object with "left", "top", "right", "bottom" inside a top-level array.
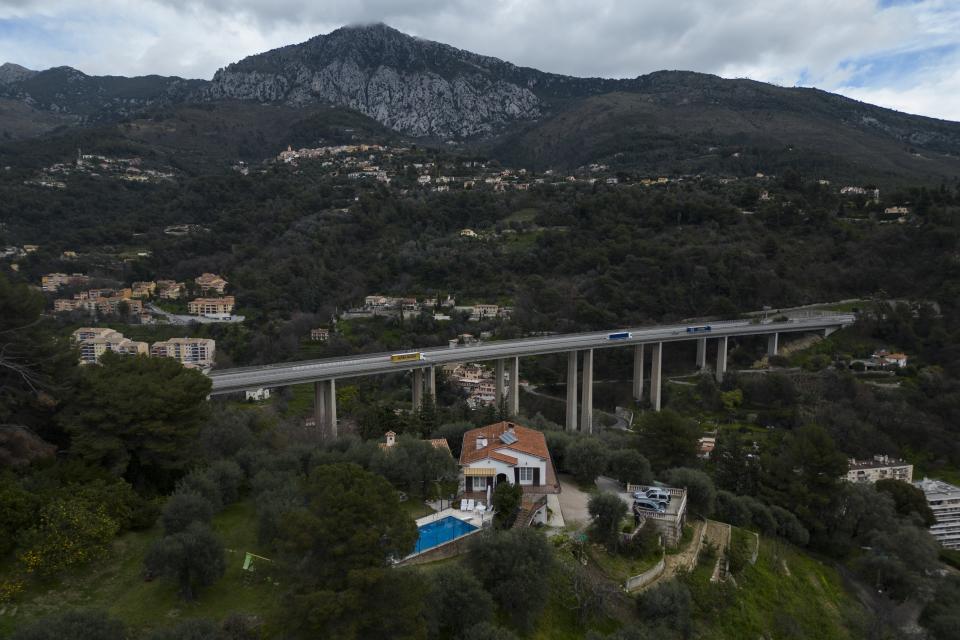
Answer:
[
  {"left": 412, "top": 368, "right": 424, "bottom": 409},
  {"left": 314, "top": 379, "right": 337, "bottom": 438},
  {"left": 566, "top": 351, "right": 578, "bottom": 432},
  {"left": 716, "top": 336, "right": 728, "bottom": 383},
  {"left": 632, "top": 344, "right": 645, "bottom": 401},
  {"left": 426, "top": 366, "right": 436, "bottom": 399},
  {"left": 767, "top": 333, "right": 779, "bottom": 356},
  {"left": 696, "top": 337, "right": 707, "bottom": 370},
  {"left": 580, "top": 349, "right": 594, "bottom": 433},
  {"left": 508, "top": 356, "right": 519, "bottom": 416},
  {"left": 495, "top": 359, "right": 505, "bottom": 408},
  {"left": 650, "top": 342, "right": 662, "bottom": 411}
]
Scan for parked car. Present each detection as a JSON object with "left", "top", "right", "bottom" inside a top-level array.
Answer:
[
  {"left": 632, "top": 489, "right": 671, "bottom": 504},
  {"left": 645, "top": 489, "right": 672, "bottom": 504},
  {"left": 633, "top": 498, "right": 667, "bottom": 513}
]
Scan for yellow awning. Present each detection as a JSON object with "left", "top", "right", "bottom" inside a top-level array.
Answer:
[{"left": 464, "top": 467, "right": 496, "bottom": 477}]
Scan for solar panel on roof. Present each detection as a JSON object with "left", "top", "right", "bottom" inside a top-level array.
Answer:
[{"left": 499, "top": 431, "right": 518, "bottom": 445}]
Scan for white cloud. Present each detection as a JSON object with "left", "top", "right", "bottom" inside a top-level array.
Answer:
[{"left": 0, "top": 0, "right": 958, "bottom": 120}]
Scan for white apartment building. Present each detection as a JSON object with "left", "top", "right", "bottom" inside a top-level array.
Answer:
[
  {"left": 915, "top": 478, "right": 960, "bottom": 550},
  {"left": 845, "top": 455, "right": 914, "bottom": 484}
]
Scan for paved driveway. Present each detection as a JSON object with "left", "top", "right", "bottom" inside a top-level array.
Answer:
[{"left": 557, "top": 474, "right": 593, "bottom": 529}]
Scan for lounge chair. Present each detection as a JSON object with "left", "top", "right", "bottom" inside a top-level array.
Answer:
[{"left": 461, "top": 499, "right": 474, "bottom": 512}]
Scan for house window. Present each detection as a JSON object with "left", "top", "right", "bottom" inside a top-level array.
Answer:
[{"left": 519, "top": 467, "right": 534, "bottom": 484}]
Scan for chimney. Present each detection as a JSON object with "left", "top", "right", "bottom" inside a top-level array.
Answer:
[{"left": 476, "top": 435, "right": 488, "bottom": 450}]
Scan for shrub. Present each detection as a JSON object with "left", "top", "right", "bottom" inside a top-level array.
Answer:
[
  {"left": 637, "top": 579, "right": 692, "bottom": 638},
  {"left": 663, "top": 467, "right": 716, "bottom": 516},
  {"left": 492, "top": 481, "right": 523, "bottom": 529},
  {"left": 770, "top": 505, "right": 809, "bottom": 546},
  {"left": 146, "top": 617, "right": 218, "bottom": 640},
  {"left": 715, "top": 490, "right": 751, "bottom": 526},
  {"left": 469, "top": 529, "right": 553, "bottom": 631},
  {"left": 161, "top": 493, "right": 214, "bottom": 535},
  {"left": 461, "top": 622, "right": 520, "bottom": 640},
  {"left": 565, "top": 438, "right": 609, "bottom": 484},
  {"left": 425, "top": 565, "right": 494, "bottom": 638},
  {"left": 145, "top": 522, "right": 226, "bottom": 601},
  {"left": 17, "top": 499, "right": 119, "bottom": 576},
  {"left": 206, "top": 460, "right": 245, "bottom": 506},
  {"left": 175, "top": 470, "right": 223, "bottom": 511},
  {"left": 11, "top": 609, "right": 125, "bottom": 640},
  {"left": 588, "top": 492, "right": 627, "bottom": 548},
  {"left": 607, "top": 449, "right": 653, "bottom": 486}
]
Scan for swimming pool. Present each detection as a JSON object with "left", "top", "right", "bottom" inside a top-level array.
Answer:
[{"left": 413, "top": 516, "right": 478, "bottom": 554}]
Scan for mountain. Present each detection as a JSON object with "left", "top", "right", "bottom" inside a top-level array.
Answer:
[
  {"left": 0, "top": 63, "right": 37, "bottom": 85},
  {"left": 201, "top": 23, "right": 544, "bottom": 138},
  {"left": 3, "top": 23, "right": 960, "bottom": 182},
  {"left": 0, "top": 65, "right": 204, "bottom": 121}
]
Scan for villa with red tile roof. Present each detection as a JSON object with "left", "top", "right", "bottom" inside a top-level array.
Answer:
[{"left": 459, "top": 421, "right": 560, "bottom": 496}]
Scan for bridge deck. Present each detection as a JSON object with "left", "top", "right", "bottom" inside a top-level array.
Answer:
[{"left": 207, "top": 315, "right": 854, "bottom": 395}]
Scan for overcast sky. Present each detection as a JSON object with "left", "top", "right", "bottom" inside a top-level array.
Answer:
[{"left": 1, "top": 0, "right": 959, "bottom": 121}]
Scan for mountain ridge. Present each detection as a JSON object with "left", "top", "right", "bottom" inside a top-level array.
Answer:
[{"left": 2, "top": 23, "right": 960, "bottom": 182}]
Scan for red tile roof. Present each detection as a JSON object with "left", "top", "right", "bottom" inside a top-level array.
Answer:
[{"left": 459, "top": 421, "right": 549, "bottom": 465}]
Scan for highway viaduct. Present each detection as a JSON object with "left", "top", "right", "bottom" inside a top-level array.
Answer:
[{"left": 207, "top": 314, "right": 855, "bottom": 437}]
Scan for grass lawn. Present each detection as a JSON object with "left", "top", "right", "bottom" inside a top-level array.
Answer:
[
  {"left": 690, "top": 536, "right": 865, "bottom": 639},
  {"left": 587, "top": 544, "right": 660, "bottom": 583},
  {"left": 280, "top": 383, "right": 315, "bottom": 419},
  {"left": 401, "top": 499, "right": 436, "bottom": 520},
  {"left": 0, "top": 501, "right": 282, "bottom": 638}
]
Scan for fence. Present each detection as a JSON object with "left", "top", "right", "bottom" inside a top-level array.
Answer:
[{"left": 624, "top": 556, "right": 666, "bottom": 592}]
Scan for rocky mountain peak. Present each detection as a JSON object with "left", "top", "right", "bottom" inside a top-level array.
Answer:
[
  {"left": 203, "top": 23, "right": 543, "bottom": 138},
  {"left": 0, "top": 62, "right": 38, "bottom": 84}
]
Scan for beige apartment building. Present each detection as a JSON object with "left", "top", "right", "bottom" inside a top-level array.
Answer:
[
  {"left": 151, "top": 338, "right": 216, "bottom": 368},
  {"left": 845, "top": 455, "right": 914, "bottom": 484},
  {"left": 41, "top": 273, "right": 90, "bottom": 292},
  {"left": 195, "top": 272, "right": 228, "bottom": 294},
  {"left": 131, "top": 281, "right": 157, "bottom": 298},
  {"left": 156, "top": 280, "right": 184, "bottom": 299},
  {"left": 72, "top": 327, "right": 148, "bottom": 364},
  {"left": 188, "top": 296, "right": 235, "bottom": 316}
]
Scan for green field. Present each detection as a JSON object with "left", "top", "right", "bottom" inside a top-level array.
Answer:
[
  {"left": 0, "top": 501, "right": 282, "bottom": 639},
  {"left": 691, "top": 536, "right": 865, "bottom": 639}
]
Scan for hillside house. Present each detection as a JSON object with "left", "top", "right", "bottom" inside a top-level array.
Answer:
[{"left": 459, "top": 421, "right": 560, "bottom": 496}]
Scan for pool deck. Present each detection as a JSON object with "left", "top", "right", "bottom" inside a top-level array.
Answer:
[{"left": 416, "top": 507, "right": 490, "bottom": 529}]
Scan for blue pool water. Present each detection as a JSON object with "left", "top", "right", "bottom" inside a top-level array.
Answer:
[{"left": 413, "top": 516, "right": 478, "bottom": 554}]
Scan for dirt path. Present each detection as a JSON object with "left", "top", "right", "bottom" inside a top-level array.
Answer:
[
  {"left": 661, "top": 519, "right": 706, "bottom": 579},
  {"left": 705, "top": 520, "right": 732, "bottom": 581}
]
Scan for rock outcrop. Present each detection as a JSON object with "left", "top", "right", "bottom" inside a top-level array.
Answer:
[{"left": 202, "top": 24, "right": 543, "bottom": 138}]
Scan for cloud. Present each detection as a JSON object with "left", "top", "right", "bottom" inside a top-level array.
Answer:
[{"left": 0, "top": 0, "right": 958, "bottom": 120}]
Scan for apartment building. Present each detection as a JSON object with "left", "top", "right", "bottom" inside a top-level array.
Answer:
[
  {"left": 156, "top": 280, "right": 184, "bottom": 299},
  {"left": 41, "top": 273, "right": 89, "bottom": 292},
  {"left": 310, "top": 328, "right": 330, "bottom": 341},
  {"left": 471, "top": 304, "right": 499, "bottom": 320},
  {"left": 151, "top": 338, "right": 216, "bottom": 368},
  {"left": 845, "top": 455, "right": 914, "bottom": 484},
  {"left": 131, "top": 281, "right": 157, "bottom": 298},
  {"left": 188, "top": 296, "right": 235, "bottom": 316},
  {"left": 195, "top": 272, "right": 228, "bottom": 294},
  {"left": 55, "top": 294, "right": 142, "bottom": 316},
  {"left": 72, "top": 327, "right": 148, "bottom": 364},
  {"left": 915, "top": 478, "right": 960, "bottom": 550}
]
